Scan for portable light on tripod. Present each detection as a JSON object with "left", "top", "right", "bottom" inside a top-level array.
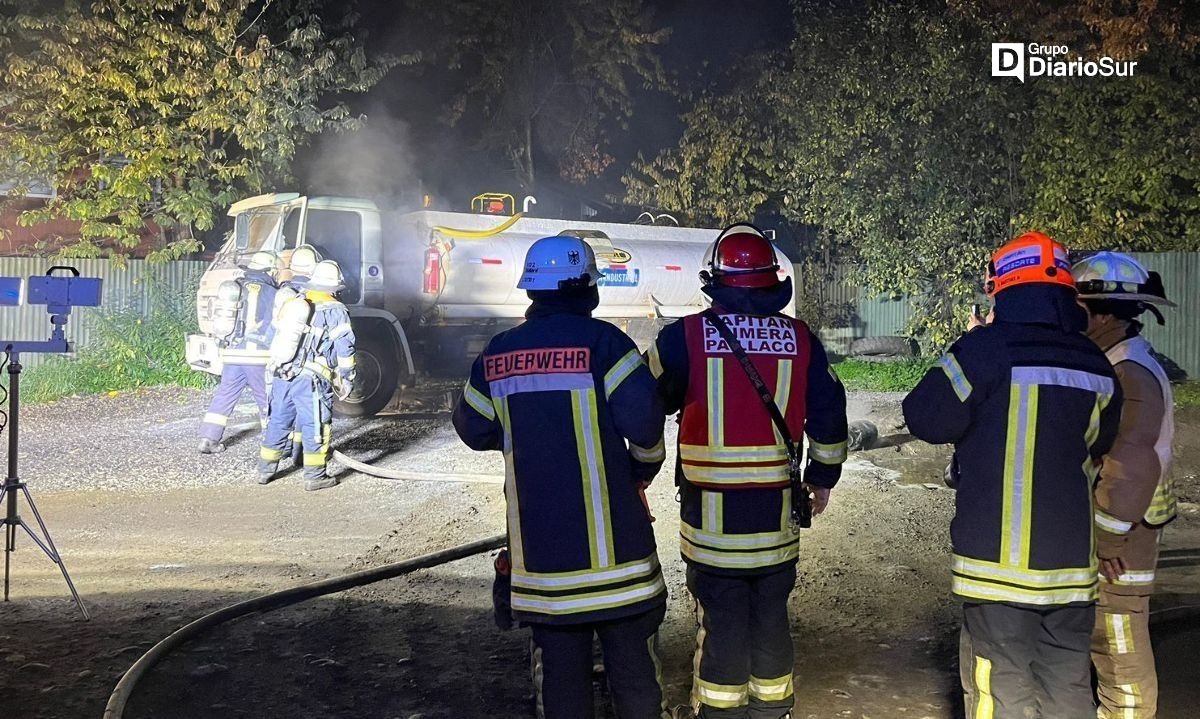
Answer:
[{"left": 1, "top": 266, "right": 102, "bottom": 619}]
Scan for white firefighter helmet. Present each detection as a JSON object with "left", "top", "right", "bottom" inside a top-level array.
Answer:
[
  {"left": 1071, "top": 252, "right": 1176, "bottom": 307},
  {"left": 306, "top": 260, "right": 345, "bottom": 292},
  {"left": 244, "top": 250, "right": 280, "bottom": 272},
  {"left": 517, "top": 235, "right": 603, "bottom": 290},
  {"left": 289, "top": 244, "right": 322, "bottom": 277}
]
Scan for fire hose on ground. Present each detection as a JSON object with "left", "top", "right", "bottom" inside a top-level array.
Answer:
[{"left": 102, "top": 532, "right": 508, "bottom": 719}]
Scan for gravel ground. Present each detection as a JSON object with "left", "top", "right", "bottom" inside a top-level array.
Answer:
[{"left": 1, "top": 386, "right": 1198, "bottom": 719}]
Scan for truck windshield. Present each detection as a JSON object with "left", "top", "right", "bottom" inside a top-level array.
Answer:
[{"left": 235, "top": 206, "right": 286, "bottom": 253}]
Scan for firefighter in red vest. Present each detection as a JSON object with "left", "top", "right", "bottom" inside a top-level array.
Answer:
[{"left": 647, "top": 223, "right": 848, "bottom": 719}]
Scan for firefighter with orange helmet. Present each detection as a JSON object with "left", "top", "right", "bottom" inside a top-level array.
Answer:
[
  {"left": 647, "top": 223, "right": 848, "bottom": 719},
  {"left": 904, "top": 232, "right": 1123, "bottom": 719},
  {"left": 1073, "top": 252, "right": 1177, "bottom": 719}
]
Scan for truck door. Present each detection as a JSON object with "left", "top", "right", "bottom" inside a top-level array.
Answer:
[{"left": 302, "top": 209, "right": 364, "bottom": 304}]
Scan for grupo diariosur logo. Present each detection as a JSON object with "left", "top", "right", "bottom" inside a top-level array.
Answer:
[{"left": 991, "top": 43, "right": 1138, "bottom": 82}]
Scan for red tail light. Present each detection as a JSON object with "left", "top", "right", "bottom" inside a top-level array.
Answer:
[{"left": 423, "top": 247, "right": 442, "bottom": 294}]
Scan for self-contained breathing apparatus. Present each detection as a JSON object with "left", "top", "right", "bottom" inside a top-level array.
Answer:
[{"left": 268, "top": 296, "right": 351, "bottom": 400}]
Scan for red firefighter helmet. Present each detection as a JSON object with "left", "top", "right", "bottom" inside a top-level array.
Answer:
[
  {"left": 985, "top": 231, "right": 1075, "bottom": 297},
  {"left": 702, "top": 223, "right": 781, "bottom": 288}
]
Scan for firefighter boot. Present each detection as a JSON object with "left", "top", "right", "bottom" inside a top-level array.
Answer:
[
  {"left": 304, "top": 475, "right": 339, "bottom": 491},
  {"left": 257, "top": 462, "right": 278, "bottom": 485},
  {"left": 198, "top": 438, "right": 226, "bottom": 454}
]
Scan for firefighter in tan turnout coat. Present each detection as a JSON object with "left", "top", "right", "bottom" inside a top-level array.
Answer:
[{"left": 1073, "top": 252, "right": 1178, "bottom": 719}]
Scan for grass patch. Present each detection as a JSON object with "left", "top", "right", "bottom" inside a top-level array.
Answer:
[
  {"left": 15, "top": 276, "right": 213, "bottom": 404},
  {"left": 1175, "top": 381, "right": 1200, "bottom": 409},
  {"left": 832, "top": 358, "right": 934, "bottom": 392}
]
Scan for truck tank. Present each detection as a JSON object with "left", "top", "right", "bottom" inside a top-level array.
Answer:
[{"left": 383, "top": 211, "right": 795, "bottom": 323}]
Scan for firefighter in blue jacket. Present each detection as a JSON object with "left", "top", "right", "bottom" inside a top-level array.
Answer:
[
  {"left": 453, "top": 235, "right": 669, "bottom": 719},
  {"left": 647, "top": 224, "right": 847, "bottom": 719},
  {"left": 198, "top": 250, "right": 279, "bottom": 454},
  {"left": 903, "top": 232, "right": 1123, "bottom": 719},
  {"left": 259, "top": 260, "right": 356, "bottom": 491}
]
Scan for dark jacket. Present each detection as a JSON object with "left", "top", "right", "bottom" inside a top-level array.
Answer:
[
  {"left": 903, "top": 285, "right": 1123, "bottom": 606},
  {"left": 453, "top": 293, "right": 667, "bottom": 625},
  {"left": 649, "top": 282, "right": 848, "bottom": 576}
]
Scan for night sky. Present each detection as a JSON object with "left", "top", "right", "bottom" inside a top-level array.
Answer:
[{"left": 306, "top": 0, "right": 796, "bottom": 211}]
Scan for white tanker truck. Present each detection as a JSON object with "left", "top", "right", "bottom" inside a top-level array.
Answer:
[{"left": 186, "top": 192, "right": 795, "bottom": 417}]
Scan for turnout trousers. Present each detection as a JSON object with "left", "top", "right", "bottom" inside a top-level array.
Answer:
[
  {"left": 1092, "top": 522, "right": 1162, "bottom": 718},
  {"left": 259, "top": 373, "right": 333, "bottom": 481},
  {"left": 529, "top": 603, "right": 668, "bottom": 719},
  {"left": 959, "top": 601, "right": 1095, "bottom": 719},
  {"left": 687, "top": 565, "right": 796, "bottom": 719},
  {"left": 199, "top": 364, "right": 268, "bottom": 442}
]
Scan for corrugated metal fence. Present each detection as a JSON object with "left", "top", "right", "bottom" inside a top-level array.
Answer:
[
  {"left": 0, "top": 258, "right": 208, "bottom": 367},
  {"left": 798, "top": 252, "right": 1200, "bottom": 379}
]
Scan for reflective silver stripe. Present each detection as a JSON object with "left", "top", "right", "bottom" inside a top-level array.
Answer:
[
  {"left": 604, "top": 349, "right": 643, "bottom": 398},
  {"left": 808, "top": 439, "right": 847, "bottom": 464},
  {"left": 629, "top": 438, "right": 665, "bottom": 463},
  {"left": 1111, "top": 571, "right": 1155, "bottom": 586},
  {"left": 682, "top": 464, "right": 788, "bottom": 486},
  {"left": 680, "top": 444, "right": 787, "bottom": 462},
  {"left": 203, "top": 412, "right": 228, "bottom": 427},
  {"left": 575, "top": 389, "right": 612, "bottom": 568},
  {"left": 938, "top": 354, "right": 973, "bottom": 402},
  {"left": 681, "top": 540, "right": 798, "bottom": 568},
  {"left": 337, "top": 356, "right": 355, "bottom": 368},
  {"left": 462, "top": 381, "right": 495, "bottom": 421},
  {"left": 707, "top": 358, "right": 723, "bottom": 445},
  {"left": 952, "top": 555, "right": 1096, "bottom": 587},
  {"left": 952, "top": 576, "right": 1095, "bottom": 605},
  {"left": 1011, "top": 366, "right": 1114, "bottom": 396},
  {"left": 1007, "top": 383, "right": 1035, "bottom": 566},
  {"left": 1095, "top": 510, "right": 1133, "bottom": 535},
  {"left": 327, "top": 322, "right": 353, "bottom": 339},
  {"left": 512, "top": 556, "right": 659, "bottom": 590},
  {"left": 490, "top": 372, "right": 593, "bottom": 398},
  {"left": 682, "top": 522, "right": 794, "bottom": 550},
  {"left": 772, "top": 359, "right": 792, "bottom": 443},
  {"left": 510, "top": 575, "right": 665, "bottom": 614}
]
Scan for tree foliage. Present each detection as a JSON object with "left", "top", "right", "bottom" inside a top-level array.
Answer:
[
  {"left": 627, "top": 0, "right": 1200, "bottom": 348},
  {"left": 404, "top": 0, "right": 668, "bottom": 189},
  {"left": 0, "top": 0, "right": 400, "bottom": 259}
]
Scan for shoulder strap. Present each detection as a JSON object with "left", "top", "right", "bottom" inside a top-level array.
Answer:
[{"left": 702, "top": 309, "right": 810, "bottom": 529}]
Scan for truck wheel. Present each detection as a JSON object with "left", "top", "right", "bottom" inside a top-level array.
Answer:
[
  {"left": 849, "top": 336, "right": 917, "bottom": 358},
  {"left": 335, "top": 333, "right": 398, "bottom": 418}
]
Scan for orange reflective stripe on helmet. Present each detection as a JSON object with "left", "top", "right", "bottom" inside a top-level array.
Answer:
[{"left": 985, "top": 231, "right": 1075, "bottom": 297}]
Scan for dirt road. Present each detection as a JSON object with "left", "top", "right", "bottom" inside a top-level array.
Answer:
[{"left": 1, "top": 388, "right": 1197, "bottom": 718}]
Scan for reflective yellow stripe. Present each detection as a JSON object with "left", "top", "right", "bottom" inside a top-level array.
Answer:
[
  {"left": 629, "top": 437, "right": 665, "bottom": 463},
  {"left": 496, "top": 396, "right": 524, "bottom": 572},
  {"left": 974, "top": 656, "right": 994, "bottom": 719},
  {"left": 682, "top": 522, "right": 796, "bottom": 551},
  {"left": 1106, "top": 613, "right": 1135, "bottom": 655},
  {"left": 707, "top": 358, "right": 724, "bottom": 445},
  {"left": 771, "top": 359, "right": 793, "bottom": 443},
  {"left": 337, "top": 355, "right": 355, "bottom": 368},
  {"left": 808, "top": 439, "right": 847, "bottom": 464},
  {"left": 302, "top": 361, "right": 334, "bottom": 382},
  {"left": 512, "top": 556, "right": 660, "bottom": 591},
  {"left": 680, "top": 444, "right": 787, "bottom": 463},
  {"left": 203, "top": 412, "right": 228, "bottom": 427},
  {"left": 700, "top": 492, "right": 723, "bottom": 533},
  {"left": 952, "top": 555, "right": 1097, "bottom": 587},
  {"left": 1109, "top": 570, "right": 1155, "bottom": 587},
  {"left": 462, "top": 381, "right": 496, "bottom": 421},
  {"left": 572, "top": 388, "right": 614, "bottom": 568},
  {"left": 681, "top": 534, "right": 798, "bottom": 569},
  {"left": 510, "top": 574, "right": 665, "bottom": 615},
  {"left": 303, "top": 452, "right": 325, "bottom": 466},
  {"left": 260, "top": 447, "right": 283, "bottom": 461},
  {"left": 695, "top": 679, "right": 749, "bottom": 709},
  {"left": 604, "top": 349, "right": 643, "bottom": 398},
  {"left": 1001, "top": 383, "right": 1038, "bottom": 569},
  {"left": 682, "top": 463, "right": 788, "bottom": 487},
  {"left": 1145, "top": 477, "right": 1177, "bottom": 525},
  {"left": 646, "top": 343, "right": 665, "bottom": 379},
  {"left": 938, "top": 353, "right": 973, "bottom": 402},
  {"left": 952, "top": 576, "right": 1095, "bottom": 605},
  {"left": 749, "top": 674, "right": 793, "bottom": 702},
  {"left": 1118, "top": 683, "right": 1142, "bottom": 717}
]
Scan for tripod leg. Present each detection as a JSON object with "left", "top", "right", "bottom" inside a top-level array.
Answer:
[
  {"left": 4, "top": 520, "right": 13, "bottom": 602},
  {"left": 17, "top": 486, "right": 89, "bottom": 620}
]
